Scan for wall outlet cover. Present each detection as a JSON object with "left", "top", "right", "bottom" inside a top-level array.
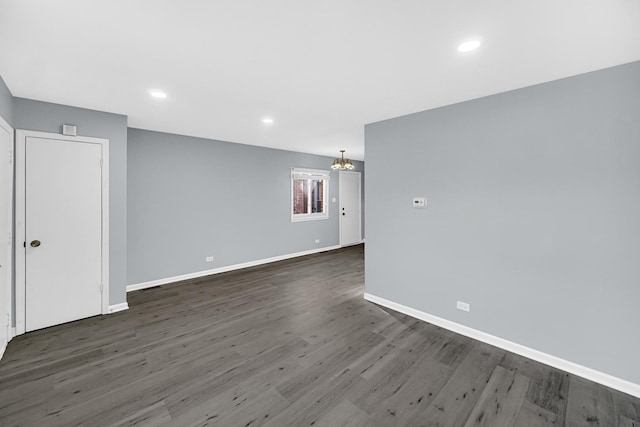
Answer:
[
  {"left": 412, "top": 197, "right": 427, "bottom": 208},
  {"left": 456, "top": 301, "right": 470, "bottom": 312}
]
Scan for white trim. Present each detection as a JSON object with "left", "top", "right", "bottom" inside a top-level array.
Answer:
[
  {"left": 0, "top": 115, "right": 13, "bottom": 351},
  {"left": 101, "top": 138, "right": 110, "bottom": 315},
  {"left": 340, "top": 240, "right": 365, "bottom": 248},
  {"left": 0, "top": 341, "right": 5, "bottom": 361},
  {"left": 128, "top": 245, "right": 342, "bottom": 292},
  {"left": 364, "top": 292, "right": 640, "bottom": 399},
  {"left": 290, "top": 167, "right": 331, "bottom": 180},
  {"left": 339, "top": 171, "right": 362, "bottom": 246},
  {"left": 290, "top": 214, "right": 329, "bottom": 223},
  {"left": 15, "top": 130, "right": 110, "bottom": 335},
  {"left": 108, "top": 302, "right": 129, "bottom": 314},
  {"left": 14, "top": 132, "right": 24, "bottom": 335},
  {"left": 9, "top": 327, "right": 15, "bottom": 341}
]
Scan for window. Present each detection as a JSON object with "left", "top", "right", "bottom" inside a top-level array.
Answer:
[{"left": 291, "top": 168, "right": 330, "bottom": 222}]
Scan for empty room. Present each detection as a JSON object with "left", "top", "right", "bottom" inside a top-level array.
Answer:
[{"left": 1, "top": 1, "right": 639, "bottom": 426}]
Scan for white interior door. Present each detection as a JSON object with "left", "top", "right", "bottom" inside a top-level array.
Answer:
[
  {"left": 0, "top": 117, "right": 12, "bottom": 354},
  {"left": 24, "top": 136, "right": 103, "bottom": 332},
  {"left": 340, "top": 171, "right": 362, "bottom": 246}
]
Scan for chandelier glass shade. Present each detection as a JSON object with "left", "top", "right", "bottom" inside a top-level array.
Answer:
[{"left": 330, "top": 150, "right": 355, "bottom": 170}]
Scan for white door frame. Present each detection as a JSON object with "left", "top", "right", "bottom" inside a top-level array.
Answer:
[
  {"left": 15, "top": 130, "right": 109, "bottom": 336},
  {"left": 339, "top": 171, "right": 362, "bottom": 246},
  {"left": 0, "top": 115, "right": 13, "bottom": 344}
]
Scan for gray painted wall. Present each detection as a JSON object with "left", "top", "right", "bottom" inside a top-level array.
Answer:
[
  {"left": 128, "top": 128, "right": 363, "bottom": 285},
  {"left": 0, "top": 75, "right": 12, "bottom": 125},
  {"left": 13, "top": 98, "right": 128, "bottom": 306},
  {"left": 365, "top": 61, "right": 640, "bottom": 384}
]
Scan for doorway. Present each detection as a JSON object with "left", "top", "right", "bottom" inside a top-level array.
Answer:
[
  {"left": 15, "top": 130, "right": 109, "bottom": 334},
  {"left": 339, "top": 171, "right": 362, "bottom": 246}
]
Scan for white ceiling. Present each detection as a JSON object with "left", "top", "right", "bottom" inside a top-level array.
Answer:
[{"left": 1, "top": 1, "right": 639, "bottom": 161}]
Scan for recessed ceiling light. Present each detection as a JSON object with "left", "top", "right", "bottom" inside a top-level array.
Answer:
[
  {"left": 149, "top": 89, "right": 167, "bottom": 99},
  {"left": 458, "top": 40, "right": 481, "bottom": 53},
  {"left": 262, "top": 117, "right": 274, "bottom": 125}
]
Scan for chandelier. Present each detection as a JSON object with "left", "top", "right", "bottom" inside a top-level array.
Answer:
[{"left": 330, "top": 150, "right": 355, "bottom": 170}]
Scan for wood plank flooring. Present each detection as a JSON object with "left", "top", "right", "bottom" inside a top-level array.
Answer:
[{"left": 1, "top": 244, "right": 639, "bottom": 426}]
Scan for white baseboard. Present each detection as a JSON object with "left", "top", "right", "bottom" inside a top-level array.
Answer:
[
  {"left": 340, "top": 240, "right": 364, "bottom": 248},
  {"left": 0, "top": 325, "right": 13, "bottom": 360},
  {"left": 364, "top": 292, "right": 640, "bottom": 399},
  {"left": 127, "top": 245, "right": 342, "bottom": 293},
  {"left": 107, "top": 302, "right": 129, "bottom": 314}
]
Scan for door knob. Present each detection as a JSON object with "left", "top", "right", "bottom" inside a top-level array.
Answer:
[{"left": 30, "top": 240, "right": 41, "bottom": 248}]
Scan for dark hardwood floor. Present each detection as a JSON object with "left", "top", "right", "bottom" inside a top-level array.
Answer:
[{"left": 1, "top": 244, "right": 639, "bottom": 426}]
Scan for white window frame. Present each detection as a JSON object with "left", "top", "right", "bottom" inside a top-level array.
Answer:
[{"left": 291, "top": 168, "right": 330, "bottom": 222}]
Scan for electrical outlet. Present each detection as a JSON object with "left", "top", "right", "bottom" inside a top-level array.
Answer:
[
  {"left": 315, "top": 239, "right": 320, "bottom": 244},
  {"left": 205, "top": 256, "right": 214, "bottom": 262},
  {"left": 456, "top": 301, "right": 470, "bottom": 312},
  {"left": 412, "top": 197, "right": 427, "bottom": 208}
]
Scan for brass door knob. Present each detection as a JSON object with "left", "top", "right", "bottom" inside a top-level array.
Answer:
[{"left": 30, "top": 240, "right": 41, "bottom": 248}]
